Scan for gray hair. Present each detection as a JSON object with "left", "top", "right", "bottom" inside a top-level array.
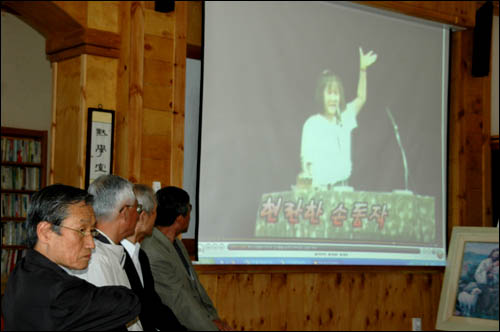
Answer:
[
  {"left": 133, "top": 184, "right": 157, "bottom": 214},
  {"left": 88, "top": 174, "right": 135, "bottom": 221}
]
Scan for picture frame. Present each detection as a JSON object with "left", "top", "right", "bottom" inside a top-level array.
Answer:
[
  {"left": 85, "top": 107, "right": 115, "bottom": 189},
  {"left": 436, "top": 226, "right": 499, "bottom": 331}
]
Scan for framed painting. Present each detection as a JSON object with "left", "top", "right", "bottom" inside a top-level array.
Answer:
[
  {"left": 436, "top": 226, "right": 499, "bottom": 331},
  {"left": 85, "top": 107, "right": 115, "bottom": 189}
]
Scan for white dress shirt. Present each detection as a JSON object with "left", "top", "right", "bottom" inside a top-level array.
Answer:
[
  {"left": 121, "top": 239, "right": 144, "bottom": 287},
  {"left": 68, "top": 230, "right": 143, "bottom": 331}
]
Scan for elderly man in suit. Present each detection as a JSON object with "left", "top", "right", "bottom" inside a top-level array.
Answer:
[
  {"left": 121, "top": 184, "right": 186, "bottom": 330},
  {"left": 142, "top": 186, "right": 231, "bottom": 331},
  {"left": 68, "top": 174, "right": 144, "bottom": 331},
  {"left": 1, "top": 184, "right": 141, "bottom": 331}
]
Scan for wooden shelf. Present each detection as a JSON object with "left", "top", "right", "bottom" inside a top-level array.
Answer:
[
  {"left": 1, "top": 217, "right": 27, "bottom": 222},
  {"left": 1, "top": 245, "right": 27, "bottom": 250},
  {"left": 1, "top": 127, "right": 46, "bottom": 292},
  {"left": 1, "top": 189, "right": 37, "bottom": 194},
  {"left": 0, "top": 162, "right": 43, "bottom": 167}
]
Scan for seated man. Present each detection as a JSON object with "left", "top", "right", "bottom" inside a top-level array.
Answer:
[
  {"left": 68, "top": 174, "right": 143, "bottom": 331},
  {"left": 142, "top": 186, "right": 231, "bottom": 331},
  {"left": 1, "top": 184, "right": 141, "bottom": 331},
  {"left": 122, "top": 184, "right": 186, "bottom": 330}
]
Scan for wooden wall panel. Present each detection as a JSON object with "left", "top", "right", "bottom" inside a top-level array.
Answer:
[
  {"left": 142, "top": 134, "right": 170, "bottom": 159},
  {"left": 145, "top": 9, "right": 175, "bottom": 38},
  {"left": 144, "top": 58, "right": 173, "bottom": 86},
  {"left": 87, "top": 1, "right": 119, "bottom": 33},
  {"left": 139, "top": 5, "right": 185, "bottom": 187},
  {"left": 198, "top": 269, "right": 444, "bottom": 331},
  {"left": 143, "top": 83, "right": 173, "bottom": 111},
  {"left": 356, "top": 1, "right": 476, "bottom": 28},
  {"left": 85, "top": 55, "right": 118, "bottom": 109},
  {"left": 144, "top": 34, "right": 175, "bottom": 62},
  {"left": 187, "top": 1, "right": 202, "bottom": 48},
  {"left": 448, "top": 28, "right": 493, "bottom": 236},
  {"left": 142, "top": 107, "right": 173, "bottom": 136},
  {"left": 140, "top": 159, "right": 171, "bottom": 188}
]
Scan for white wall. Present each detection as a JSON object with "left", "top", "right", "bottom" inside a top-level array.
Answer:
[{"left": 1, "top": 12, "right": 52, "bottom": 168}]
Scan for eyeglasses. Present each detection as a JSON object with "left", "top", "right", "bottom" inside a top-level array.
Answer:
[
  {"left": 57, "top": 224, "right": 99, "bottom": 238},
  {"left": 120, "top": 202, "right": 143, "bottom": 214}
]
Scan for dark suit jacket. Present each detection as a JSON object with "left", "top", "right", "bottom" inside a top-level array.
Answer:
[
  {"left": 122, "top": 245, "right": 187, "bottom": 331},
  {"left": 1, "top": 249, "right": 141, "bottom": 331}
]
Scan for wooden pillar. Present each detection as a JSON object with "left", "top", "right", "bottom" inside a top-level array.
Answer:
[
  {"left": 50, "top": 56, "right": 85, "bottom": 187},
  {"left": 448, "top": 28, "right": 493, "bottom": 242},
  {"left": 171, "top": 1, "right": 188, "bottom": 187},
  {"left": 115, "top": 1, "right": 132, "bottom": 179},
  {"left": 128, "top": 1, "right": 145, "bottom": 183}
]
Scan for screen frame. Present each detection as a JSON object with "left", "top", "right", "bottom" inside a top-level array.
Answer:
[{"left": 194, "top": 1, "right": 451, "bottom": 267}]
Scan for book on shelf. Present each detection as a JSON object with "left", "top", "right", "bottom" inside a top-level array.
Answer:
[
  {"left": 1, "top": 194, "right": 31, "bottom": 218},
  {"left": 1, "top": 166, "right": 40, "bottom": 190},
  {"left": 1, "top": 137, "right": 41, "bottom": 164},
  {"left": 1, "top": 248, "right": 26, "bottom": 277},
  {"left": 1, "top": 221, "right": 28, "bottom": 246}
]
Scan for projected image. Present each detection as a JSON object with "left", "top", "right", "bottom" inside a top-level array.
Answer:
[
  {"left": 255, "top": 44, "right": 436, "bottom": 246},
  {"left": 299, "top": 48, "right": 377, "bottom": 188},
  {"left": 200, "top": 2, "right": 447, "bottom": 265}
]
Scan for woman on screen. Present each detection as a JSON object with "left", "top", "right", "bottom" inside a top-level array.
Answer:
[{"left": 300, "top": 47, "right": 377, "bottom": 188}]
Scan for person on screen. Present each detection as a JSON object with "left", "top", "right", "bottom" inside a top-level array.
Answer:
[
  {"left": 1, "top": 184, "right": 141, "bottom": 331},
  {"left": 299, "top": 47, "right": 377, "bottom": 188},
  {"left": 142, "top": 186, "right": 232, "bottom": 331}
]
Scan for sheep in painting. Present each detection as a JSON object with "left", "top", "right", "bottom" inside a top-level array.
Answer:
[{"left": 457, "top": 287, "right": 482, "bottom": 316}]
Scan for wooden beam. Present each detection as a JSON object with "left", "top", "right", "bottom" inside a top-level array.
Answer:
[
  {"left": 46, "top": 28, "right": 120, "bottom": 56},
  {"left": 1, "top": 1, "right": 82, "bottom": 38},
  {"left": 46, "top": 44, "right": 120, "bottom": 62},
  {"left": 355, "top": 1, "right": 476, "bottom": 28}
]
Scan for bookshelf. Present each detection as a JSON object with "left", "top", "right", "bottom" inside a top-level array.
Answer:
[{"left": 1, "top": 127, "right": 47, "bottom": 295}]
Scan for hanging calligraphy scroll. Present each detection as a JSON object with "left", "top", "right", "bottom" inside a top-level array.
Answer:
[{"left": 85, "top": 107, "right": 115, "bottom": 189}]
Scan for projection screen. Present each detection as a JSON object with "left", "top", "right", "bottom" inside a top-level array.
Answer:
[{"left": 197, "top": 1, "right": 449, "bottom": 266}]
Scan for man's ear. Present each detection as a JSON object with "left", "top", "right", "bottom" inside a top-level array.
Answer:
[
  {"left": 37, "top": 221, "right": 54, "bottom": 244},
  {"left": 137, "top": 210, "right": 146, "bottom": 222},
  {"left": 174, "top": 214, "right": 184, "bottom": 226}
]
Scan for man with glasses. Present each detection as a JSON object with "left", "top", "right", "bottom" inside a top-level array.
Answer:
[
  {"left": 68, "top": 174, "right": 144, "bottom": 331},
  {"left": 142, "top": 186, "right": 231, "bottom": 331},
  {"left": 122, "top": 184, "right": 187, "bottom": 330},
  {"left": 1, "top": 184, "right": 141, "bottom": 330}
]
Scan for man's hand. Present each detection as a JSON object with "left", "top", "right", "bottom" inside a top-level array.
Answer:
[{"left": 359, "top": 47, "right": 377, "bottom": 70}]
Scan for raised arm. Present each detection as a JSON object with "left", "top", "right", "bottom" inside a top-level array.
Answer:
[{"left": 352, "top": 47, "right": 377, "bottom": 115}]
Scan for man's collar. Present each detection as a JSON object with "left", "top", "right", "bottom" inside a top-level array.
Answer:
[{"left": 96, "top": 229, "right": 117, "bottom": 245}]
